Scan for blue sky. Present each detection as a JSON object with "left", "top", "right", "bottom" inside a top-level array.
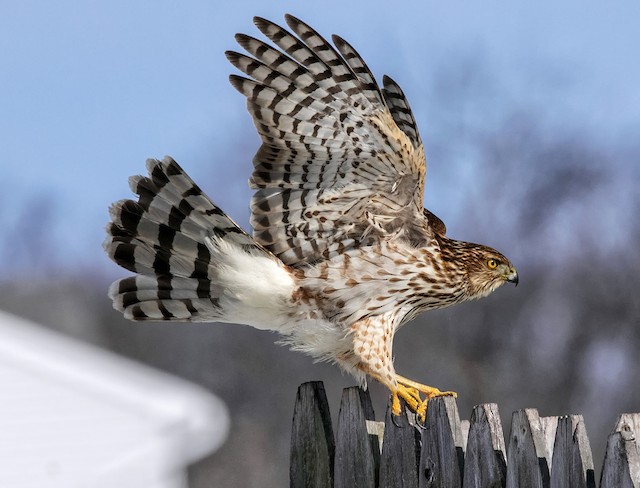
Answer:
[{"left": 1, "top": 0, "right": 638, "bottom": 277}]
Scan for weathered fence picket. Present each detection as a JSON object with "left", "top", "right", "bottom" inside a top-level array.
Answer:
[
  {"left": 378, "top": 403, "right": 420, "bottom": 487},
  {"left": 600, "top": 413, "right": 640, "bottom": 488},
  {"left": 463, "top": 404, "right": 507, "bottom": 487},
  {"left": 420, "top": 396, "right": 464, "bottom": 488},
  {"left": 290, "top": 381, "right": 640, "bottom": 488},
  {"left": 334, "top": 387, "right": 379, "bottom": 488},
  {"left": 505, "top": 409, "right": 552, "bottom": 487},
  {"left": 550, "top": 415, "right": 595, "bottom": 488},
  {"left": 290, "top": 381, "right": 334, "bottom": 488}
]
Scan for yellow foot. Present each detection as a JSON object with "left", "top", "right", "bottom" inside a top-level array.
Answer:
[{"left": 391, "top": 375, "right": 457, "bottom": 423}]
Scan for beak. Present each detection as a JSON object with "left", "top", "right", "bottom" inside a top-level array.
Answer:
[{"left": 506, "top": 268, "right": 519, "bottom": 286}]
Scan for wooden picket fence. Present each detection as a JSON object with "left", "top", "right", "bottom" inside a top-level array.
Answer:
[{"left": 290, "top": 381, "right": 640, "bottom": 488}]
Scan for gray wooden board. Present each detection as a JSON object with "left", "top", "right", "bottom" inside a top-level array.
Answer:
[
  {"left": 290, "top": 381, "right": 335, "bottom": 488},
  {"left": 334, "top": 386, "right": 378, "bottom": 488},
  {"left": 419, "top": 396, "right": 464, "bottom": 488},
  {"left": 506, "top": 409, "right": 550, "bottom": 488},
  {"left": 379, "top": 401, "right": 421, "bottom": 488},
  {"left": 600, "top": 413, "right": 640, "bottom": 488},
  {"left": 463, "top": 403, "right": 507, "bottom": 488},
  {"left": 550, "top": 415, "right": 595, "bottom": 488}
]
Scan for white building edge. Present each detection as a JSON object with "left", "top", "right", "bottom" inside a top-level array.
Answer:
[{"left": 0, "top": 310, "right": 229, "bottom": 488}]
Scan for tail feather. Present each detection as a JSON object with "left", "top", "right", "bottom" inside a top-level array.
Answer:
[
  {"left": 105, "top": 156, "right": 295, "bottom": 325},
  {"left": 107, "top": 232, "right": 213, "bottom": 280},
  {"left": 107, "top": 199, "right": 214, "bottom": 278},
  {"left": 128, "top": 160, "right": 255, "bottom": 247},
  {"left": 108, "top": 276, "right": 222, "bottom": 321}
]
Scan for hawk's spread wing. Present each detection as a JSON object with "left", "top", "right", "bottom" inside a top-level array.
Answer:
[{"left": 228, "top": 15, "right": 434, "bottom": 266}]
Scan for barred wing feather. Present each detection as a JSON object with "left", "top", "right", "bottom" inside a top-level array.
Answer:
[{"left": 228, "top": 14, "right": 431, "bottom": 266}]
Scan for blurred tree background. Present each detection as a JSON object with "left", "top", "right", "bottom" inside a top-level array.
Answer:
[{"left": 1, "top": 2, "right": 639, "bottom": 487}]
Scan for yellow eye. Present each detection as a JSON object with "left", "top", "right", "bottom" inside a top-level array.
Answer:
[{"left": 487, "top": 259, "right": 498, "bottom": 269}]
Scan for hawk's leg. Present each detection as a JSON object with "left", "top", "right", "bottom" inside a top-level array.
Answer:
[{"left": 350, "top": 316, "right": 456, "bottom": 422}]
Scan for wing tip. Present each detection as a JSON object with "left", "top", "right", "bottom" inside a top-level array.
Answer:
[
  {"left": 228, "top": 73, "right": 249, "bottom": 93},
  {"left": 225, "top": 49, "right": 241, "bottom": 65},
  {"left": 382, "top": 74, "right": 398, "bottom": 89},
  {"left": 283, "top": 13, "right": 297, "bottom": 26},
  {"left": 253, "top": 16, "right": 268, "bottom": 28}
]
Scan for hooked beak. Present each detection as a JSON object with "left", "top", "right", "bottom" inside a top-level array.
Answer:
[{"left": 506, "top": 268, "right": 519, "bottom": 286}]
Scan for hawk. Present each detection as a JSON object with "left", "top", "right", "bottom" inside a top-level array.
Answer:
[{"left": 105, "top": 14, "right": 518, "bottom": 419}]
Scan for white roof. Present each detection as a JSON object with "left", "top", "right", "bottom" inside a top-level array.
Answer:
[{"left": 0, "top": 310, "right": 229, "bottom": 488}]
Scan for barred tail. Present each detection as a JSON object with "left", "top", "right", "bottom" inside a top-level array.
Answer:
[{"left": 104, "top": 157, "right": 296, "bottom": 326}]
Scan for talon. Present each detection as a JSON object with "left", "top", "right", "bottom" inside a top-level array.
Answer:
[
  {"left": 387, "top": 374, "right": 457, "bottom": 422},
  {"left": 416, "top": 401, "right": 427, "bottom": 424},
  {"left": 391, "top": 392, "right": 402, "bottom": 416},
  {"left": 424, "top": 388, "right": 457, "bottom": 400}
]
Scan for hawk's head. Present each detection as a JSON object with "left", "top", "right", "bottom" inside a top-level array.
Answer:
[{"left": 462, "top": 244, "right": 518, "bottom": 299}]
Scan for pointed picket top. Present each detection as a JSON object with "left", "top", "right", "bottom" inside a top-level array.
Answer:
[
  {"left": 550, "top": 415, "right": 595, "bottom": 488},
  {"left": 290, "top": 381, "right": 335, "bottom": 488},
  {"left": 334, "top": 386, "right": 379, "bottom": 488},
  {"left": 419, "top": 396, "right": 464, "bottom": 488},
  {"left": 463, "top": 403, "right": 507, "bottom": 488},
  {"left": 379, "top": 401, "right": 421, "bottom": 488},
  {"left": 614, "top": 413, "right": 640, "bottom": 445},
  {"left": 600, "top": 413, "right": 640, "bottom": 488},
  {"left": 506, "top": 408, "right": 551, "bottom": 488}
]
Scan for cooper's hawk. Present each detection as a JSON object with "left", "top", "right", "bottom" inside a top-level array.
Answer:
[{"left": 105, "top": 15, "right": 518, "bottom": 419}]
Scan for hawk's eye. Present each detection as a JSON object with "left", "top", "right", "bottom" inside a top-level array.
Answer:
[{"left": 487, "top": 259, "right": 499, "bottom": 269}]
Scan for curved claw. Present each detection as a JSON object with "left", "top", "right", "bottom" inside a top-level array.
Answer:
[
  {"left": 392, "top": 385, "right": 428, "bottom": 423},
  {"left": 414, "top": 410, "right": 427, "bottom": 430},
  {"left": 391, "top": 409, "right": 405, "bottom": 428},
  {"left": 391, "top": 389, "right": 424, "bottom": 427}
]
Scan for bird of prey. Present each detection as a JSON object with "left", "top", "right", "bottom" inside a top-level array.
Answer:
[{"left": 105, "top": 14, "right": 518, "bottom": 420}]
